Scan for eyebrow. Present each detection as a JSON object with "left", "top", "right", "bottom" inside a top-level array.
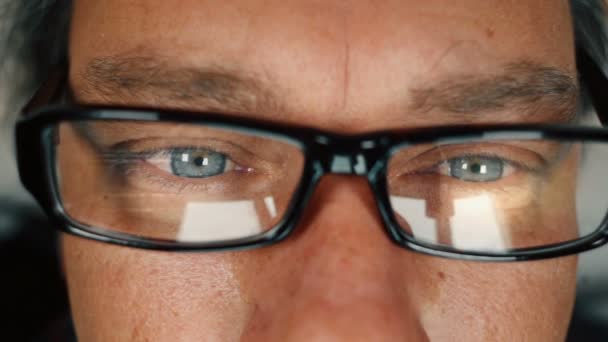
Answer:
[
  {"left": 408, "top": 61, "right": 578, "bottom": 122},
  {"left": 79, "top": 55, "right": 282, "bottom": 114},
  {"left": 79, "top": 55, "right": 579, "bottom": 124}
]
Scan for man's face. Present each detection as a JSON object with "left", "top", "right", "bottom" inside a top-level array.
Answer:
[{"left": 64, "top": 0, "right": 579, "bottom": 340}]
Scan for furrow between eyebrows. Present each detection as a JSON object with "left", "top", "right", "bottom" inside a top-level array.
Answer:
[{"left": 408, "top": 61, "right": 579, "bottom": 122}]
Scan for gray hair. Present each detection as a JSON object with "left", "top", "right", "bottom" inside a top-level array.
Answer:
[
  {"left": 0, "top": 0, "right": 606, "bottom": 118},
  {"left": 0, "top": 0, "right": 71, "bottom": 117}
]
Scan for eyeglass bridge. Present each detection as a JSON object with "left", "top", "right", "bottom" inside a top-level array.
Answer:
[
  {"left": 314, "top": 135, "right": 382, "bottom": 176},
  {"left": 329, "top": 154, "right": 369, "bottom": 175}
]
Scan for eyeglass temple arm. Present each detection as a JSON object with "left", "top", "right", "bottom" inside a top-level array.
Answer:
[{"left": 20, "top": 64, "right": 68, "bottom": 116}]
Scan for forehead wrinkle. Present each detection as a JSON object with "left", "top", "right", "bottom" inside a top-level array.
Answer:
[
  {"left": 77, "top": 54, "right": 284, "bottom": 114},
  {"left": 408, "top": 61, "right": 579, "bottom": 122}
]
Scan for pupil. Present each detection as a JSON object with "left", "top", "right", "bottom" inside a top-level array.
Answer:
[
  {"left": 470, "top": 163, "right": 482, "bottom": 174},
  {"left": 193, "top": 156, "right": 206, "bottom": 167}
]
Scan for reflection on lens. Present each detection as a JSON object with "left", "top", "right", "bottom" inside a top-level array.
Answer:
[
  {"left": 54, "top": 120, "right": 305, "bottom": 243},
  {"left": 388, "top": 138, "right": 608, "bottom": 253}
]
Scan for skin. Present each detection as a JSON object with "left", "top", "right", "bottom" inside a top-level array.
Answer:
[{"left": 63, "top": 0, "right": 580, "bottom": 340}]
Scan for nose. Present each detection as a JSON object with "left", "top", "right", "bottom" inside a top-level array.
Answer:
[{"left": 238, "top": 175, "right": 431, "bottom": 341}]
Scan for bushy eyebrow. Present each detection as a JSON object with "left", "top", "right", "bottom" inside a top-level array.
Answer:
[
  {"left": 79, "top": 55, "right": 283, "bottom": 113},
  {"left": 409, "top": 62, "right": 578, "bottom": 122},
  {"left": 79, "top": 54, "right": 579, "bottom": 123}
]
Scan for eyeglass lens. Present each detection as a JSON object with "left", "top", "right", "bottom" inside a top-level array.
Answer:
[
  {"left": 54, "top": 120, "right": 305, "bottom": 243},
  {"left": 387, "top": 137, "right": 608, "bottom": 252}
]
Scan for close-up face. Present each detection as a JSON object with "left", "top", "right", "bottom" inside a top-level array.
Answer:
[{"left": 59, "top": 0, "right": 584, "bottom": 341}]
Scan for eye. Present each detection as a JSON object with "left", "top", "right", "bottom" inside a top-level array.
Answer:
[
  {"left": 145, "top": 147, "right": 239, "bottom": 179},
  {"left": 171, "top": 148, "right": 233, "bottom": 178},
  {"left": 443, "top": 156, "right": 512, "bottom": 182}
]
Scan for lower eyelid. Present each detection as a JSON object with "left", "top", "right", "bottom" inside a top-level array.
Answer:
[
  {"left": 111, "top": 158, "right": 244, "bottom": 194},
  {"left": 436, "top": 160, "right": 517, "bottom": 178},
  {"left": 146, "top": 153, "right": 239, "bottom": 176}
]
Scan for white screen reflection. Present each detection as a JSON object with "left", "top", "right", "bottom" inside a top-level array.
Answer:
[
  {"left": 450, "top": 194, "right": 508, "bottom": 251},
  {"left": 389, "top": 196, "right": 438, "bottom": 243},
  {"left": 178, "top": 200, "right": 264, "bottom": 242},
  {"left": 390, "top": 193, "right": 509, "bottom": 251},
  {"left": 264, "top": 196, "right": 278, "bottom": 218}
]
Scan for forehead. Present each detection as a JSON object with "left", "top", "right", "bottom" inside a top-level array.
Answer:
[{"left": 69, "top": 0, "right": 576, "bottom": 130}]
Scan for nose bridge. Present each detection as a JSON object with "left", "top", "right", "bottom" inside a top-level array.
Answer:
[
  {"left": 303, "top": 136, "right": 393, "bottom": 255},
  {"left": 286, "top": 174, "right": 411, "bottom": 306},
  {"left": 240, "top": 174, "right": 430, "bottom": 341}
]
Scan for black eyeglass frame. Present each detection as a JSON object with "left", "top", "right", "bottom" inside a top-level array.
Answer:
[{"left": 14, "top": 49, "right": 608, "bottom": 261}]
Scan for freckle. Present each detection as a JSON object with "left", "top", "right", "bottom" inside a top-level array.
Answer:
[
  {"left": 485, "top": 28, "right": 495, "bottom": 38},
  {"left": 437, "top": 271, "right": 446, "bottom": 280}
]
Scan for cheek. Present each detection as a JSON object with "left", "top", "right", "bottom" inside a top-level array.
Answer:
[
  {"left": 422, "top": 257, "right": 578, "bottom": 341},
  {"left": 489, "top": 151, "right": 581, "bottom": 248},
  {"left": 62, "top": 235, "right": 251, "bottom": 342},
  {"left": 537, "top": 151, "right": 580, "bottom": 235},
  {"left": 509, "top": 150, "right": 581, "bottom": 246}
]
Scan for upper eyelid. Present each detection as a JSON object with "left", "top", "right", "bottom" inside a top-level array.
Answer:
[
  {"left": 74, "top": 121, "right": 289, "bottom": 163},
  {"left": 110, "top": 137, "right": 256, "bottom": 159},
  {"left": 133, "top": 146, "right": 224, "bottom": 159},
  {"left": 103, "top": 138, "right": 282, "bottom": 176}
]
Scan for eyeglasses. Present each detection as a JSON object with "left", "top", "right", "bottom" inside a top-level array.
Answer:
[
  {"left": 15, "top": 107, "right": 608, "bottom": 260},
  {"left": 14, "top": 49, "right": 608, "bottom": 261}
]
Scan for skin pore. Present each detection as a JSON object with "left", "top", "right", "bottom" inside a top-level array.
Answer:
[{"left": 63, "top": 0, "right": 579, "bottom": 341}]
